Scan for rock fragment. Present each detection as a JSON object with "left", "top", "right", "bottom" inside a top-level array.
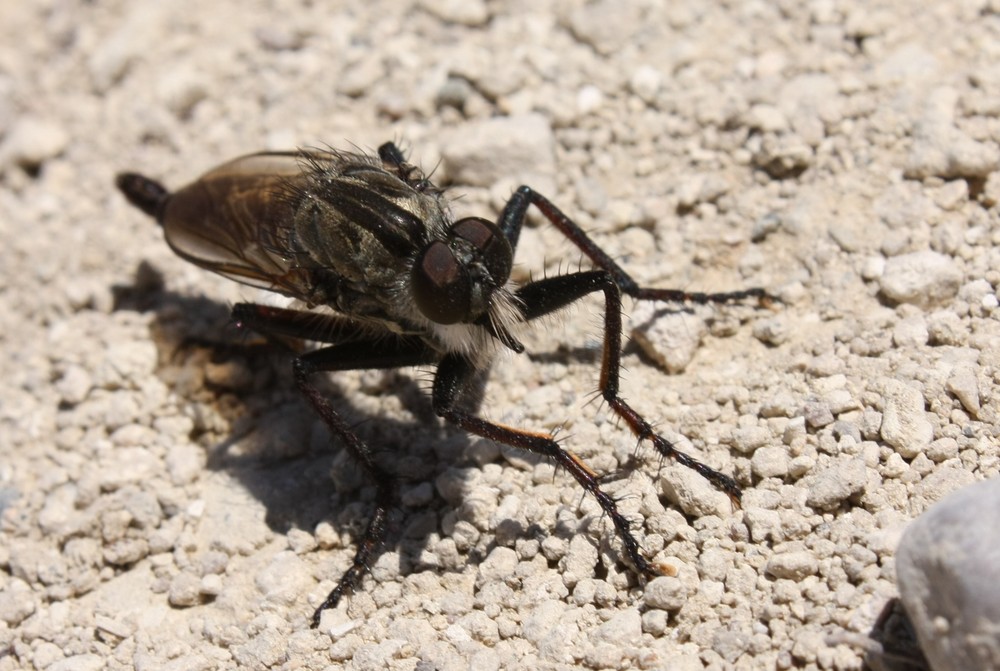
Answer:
[{"left": 896, "top": 479, "right": 1000, "bottom": 671}]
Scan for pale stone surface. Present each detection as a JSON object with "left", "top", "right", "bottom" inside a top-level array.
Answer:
[{"left": 897, "top": 479, "right": 1000, "bottom": 671}]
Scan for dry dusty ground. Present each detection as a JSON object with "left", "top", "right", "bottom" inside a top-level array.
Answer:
[{"left": 2, "top": 1, "right": 1000, "bottom": 670}]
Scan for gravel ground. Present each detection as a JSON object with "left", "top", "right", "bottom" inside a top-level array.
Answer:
[{"left": 2, "top": 1, "right": 1000, "bottom": 670}]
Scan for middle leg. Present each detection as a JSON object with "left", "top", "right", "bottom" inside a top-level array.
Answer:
[
  {"left": 235, "top": 302, "right": 441, "bottom": 625},
  {"left": 432, "top": 351, "right": 656, "bottom": 576}
]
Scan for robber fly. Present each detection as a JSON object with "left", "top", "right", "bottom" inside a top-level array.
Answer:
[{"left": 117, "top": 142, "right": 770, "bottom": 627}]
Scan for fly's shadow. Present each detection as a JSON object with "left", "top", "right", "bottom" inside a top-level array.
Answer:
[{"left": 111, "top": 263, "right": 471, "bottom": 562}]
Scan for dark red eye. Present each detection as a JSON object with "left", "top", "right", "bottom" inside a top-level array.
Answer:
[
  {"left": 412, "top": 241, "right": 471, "bottom": 324},
  {"left": 412, "top": 218, "right": 513, "bottom": 325},
  {"left": 451, "top": 217, "right": 512, "bottom": 285}
]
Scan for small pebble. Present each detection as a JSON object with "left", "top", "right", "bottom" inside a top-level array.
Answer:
[
  {"left": 232, "top": 628, "right": 287, "bottom": 669},
  {"left": 629, "top": 65, "right": 662, "bottom": 103},
  {"left": 0, "top": 578, "right": 36, "bottom": 626},
  {"left": 477, "top": 547, "right": 518, "bottom": 583},
  {"left": 417, "top": 0, "right": 489, "bottom": 26},
  {"left": 595, "top": 609, "right": 641, "bottom": 645},
  {"left": 632, "top": 307, "right": 707, "bottom": 374},
  {"left": 879, "top": 251, "right": 962, "bottom": 308},
  {"left": 0, "top": 117, "right": 68, "bottom": 170},
  {"left": 441, "top": 114, "right": 555, "bottom": 188},
  {"left": 765, "top": 550, "right": 819, "bottom": 580},
  {"left": 802, "top": 400, "right": 835, "bottom": 429},
  {"left": 254, "top": 552, "right": 313, "bottom": 606},
  {"left": 877, "top": 378, "right": 934, "bottom": 458},
  {"left": 804, "top": 459, "right": 867, "bottom": 510},
  {"left": 751, "top": 446, "right": 790, "bottom": 479},
  {"left": 55, "top": 365, "right": 93, "bottom": 405},
  {"left": 905, "top": 122, "right": 1000, "bottom": 179},
  {"left": 661, "top": 464, "right": 732, "bottom": 518},
  {"left": 168, "top": 572, "right": 203, "bottom": 607},
  {"left": 945, "top": 366, "right": 980, "bottom": 416},
  {"left": 729, "top": 426, "right": 771, "bottom": 454},
  {"left": 643, "top": 576, "right": 690, "bottom": 611}
]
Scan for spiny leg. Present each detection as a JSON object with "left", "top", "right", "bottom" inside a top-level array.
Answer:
[
  {"left": 497, "top": 185, "right": 772, "bottom": 307},
  {"left": 515, "top": 272, "right": 742, "bottom": 504},
  {"left": 495, "top": 185, "right": 770, "bottom": 487},
  {"left": 294, "top": 354, "right": 394, "bottom": 627},
  {"left": 234, "top": 303, "right": 439, "bottom": 626},
  {"left": 231, "top": 303, "right": 378, "bottom": 345},
  {"left": 496, "top": 185, "right": 761, "bottom": 502},
  {"left": 431, "top": 352, "right": 655, "bottom": 575}
]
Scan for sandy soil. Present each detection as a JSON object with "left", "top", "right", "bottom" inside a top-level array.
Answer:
[{"left": 2, "top": 1, "right": 999, "bottom": 670}]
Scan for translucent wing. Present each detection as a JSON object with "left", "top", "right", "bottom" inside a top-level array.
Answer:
[{"left": 158, "top": 151, "right": 330, "bottom": 298}]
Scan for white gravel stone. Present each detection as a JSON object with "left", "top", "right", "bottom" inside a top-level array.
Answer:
[
  {"left": 745, "top": 104, "right": 788, "bottom": 133},
  {"left": 86, "top": 3, "right": 167, "bottom": 90},
  {"left": 417, "top": 0, "right": 489, "bottom": 26},
  {"left": 802, "top": 400, "right": 835, "bottom": 429},
  {"left": 765, "top": 550, "right": 819, "bottom": 580},
  {"left": 751, "top": 446, "right": 790, "bottom": 479},
  {"left": 166, "top": 442, "right": 205, "bottom": 486},
  {"left": 255, "top": 552, "right": 314, "bottom": 607},
  {"left": 168, "top": 572, "right": 203, "bottom": 607},
  {"left": 643, "top": 576, "right": 690, "bottom": 611},
  {"left": 440, "top": 114, "right": 555, "bottom": 189},
  {"left": 0, "top": 578, "right": 36, "bottom": 625},
  {"left": 926, "top": 437, "right": 959, "bottom": 463},
  {"left": 55, "top": 365, "right": 93, "bottom": 406},
  {"left": 632, "top": 307, "right": 708, "bottom": 374},
  {"left": 97, "top": 446, "right": 159, "bottom": 489},
  {"left": 712, "top": 628, "right": 752, "bottom": 663},
  {"left": 629, "top": 65, "right": 662, "bottom": 103},
  {"left": 729, "top": 426, "right": 772, "bottom": 455},
  {"left": 563, "top": 0, "right": 642, "bottom": 55},
  {"left": 38, "top": 483, "right": 80, "bottom": 537},
  {"left": 595, "top": 608, "right": 642, "bottom": 645},
  {"left": 156, "top": 66, "right": 209, "bottom": 118},
  {"left": 761, "top": 392, "right": 799, "bottom": 418},
  {"left": 661, "top": 464, "right": 733, "bottom": 518},
  {"left": 752, "top": 315, "right": 791, "bottom": 346},
  {"left": 744, "top": 506, "right": 783, "bottom": 543},
  {"left": 286, "top": 528, "right": 317, "bottom": 554},
  {"left": 560, "top": 533, "right": 599, "bottom": 588},
  {"left": 892, "top": 315, "right": 929, "bottom": 348},
  {"left": 232, "top": 628, "right": 286, "bottom": 669},
  {"left": 48, "top": 654, "right": 105, "bottom": 671},
  {"left": 897, "top": 478, "right": 1000, "bottom": 671},
  {"left": 905, "top": 120, "right": 1000, "bottom": 179},
  {"left": 477, "top": 547, "right": 518, "bottom": 583},
  {"left": 200, "top": 574, "right": 224, "bottom": 597},
  {"left": 928, "top": 310, "right": 967, "bottom": 345},
  {"left": 804, "top": 458, "right": 867, "bottom": 511},
  {"left": 911, "top": 465, "right": 977, "bottom": 511},
  {"left": 876, "top": 378, "right": 934, "bottom": 458},
  {"left": 879, "top": 251, "right": 963, "bottom": 308},
  {"left": 945, "top": 366, "right": 980, "bottom": 416},
  {"left": 576, "top": 85, "right": 604, "bottom": 115},
  {"left": 0, "top": 116, "right": 68, "bottom": 170}
]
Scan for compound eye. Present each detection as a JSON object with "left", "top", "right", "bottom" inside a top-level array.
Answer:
[
  {"left": 412, "top": 240, "right": 472, "bottom": 324},
  {"left": 451, "top": 217, "right": 513, "bottom": 285}
]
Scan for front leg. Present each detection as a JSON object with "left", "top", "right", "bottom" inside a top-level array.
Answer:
[
  {"left": 497, "top": 185, "right": 771, "bottom": 306},
  {"left": 515, "top": 271, "right": 742, "bottom": 502}
]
